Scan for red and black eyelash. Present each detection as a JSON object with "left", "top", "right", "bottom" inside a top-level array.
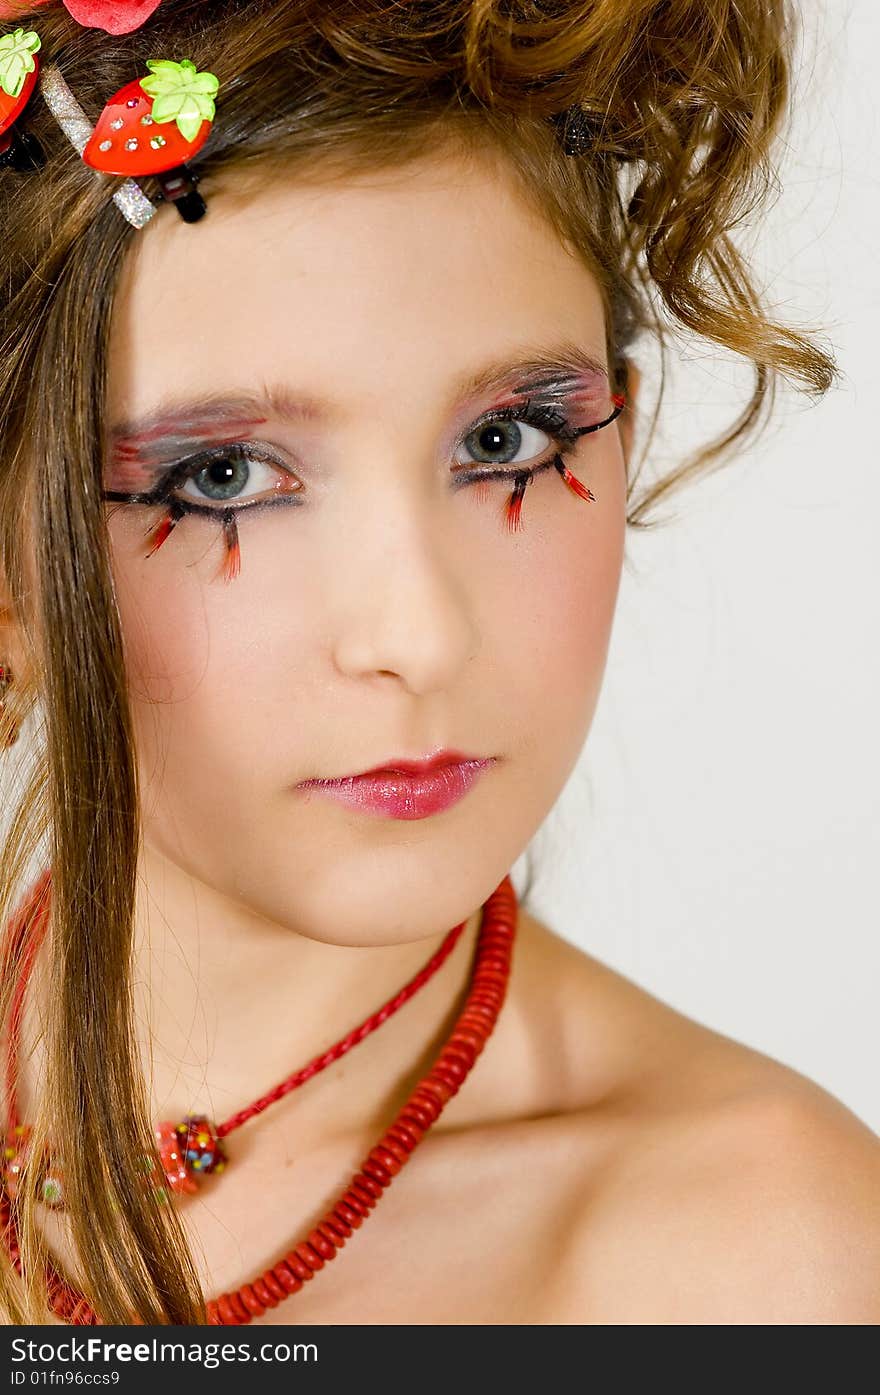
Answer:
[
  {"left": 143, "top": 497, "right": 240, "bottom": 583},
  {"left": 143, "top": 497, "right": 186, "bottom": 558},
  {"left": 497, "top": 456, "right": 596, "bottom": 534},
  {"left": 128, "top": 389, "right": 626, "bottom": 575},
  {"left": 500, "top": 391, "right": 624, "bottom": 534}
]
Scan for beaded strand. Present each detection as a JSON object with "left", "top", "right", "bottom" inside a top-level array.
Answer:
[{"left": 0, "top": 874, "right": 518, "bottom": 1324}]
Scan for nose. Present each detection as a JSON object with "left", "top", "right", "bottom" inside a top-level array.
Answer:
[{"left": 328, "top": 478, "right": 479, "bottom": 694}]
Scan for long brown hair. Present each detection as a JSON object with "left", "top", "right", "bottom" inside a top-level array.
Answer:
[{"left": 0, "top": 0, "right": 837, "bottom": 1324}]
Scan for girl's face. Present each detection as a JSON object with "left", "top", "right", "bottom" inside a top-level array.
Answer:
[{"left": 104, "top": 146, "right": 630, "bottom": 947}]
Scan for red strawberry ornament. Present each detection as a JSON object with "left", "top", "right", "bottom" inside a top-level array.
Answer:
[
  {"left": 63, "top": 0, "right": 164, "bottom": 33},
  {"left": 0, "top": 26, "right": 41, "bottom": 144},
  {"left": 0, "top": 3, "right": 164, "bottom": 37},
  {"left": 83, "top": 57, "right": 219, "bottom": 176}
]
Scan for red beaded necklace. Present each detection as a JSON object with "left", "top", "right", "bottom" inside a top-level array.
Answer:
[
  {"left": 1, "top": 867, "right": 470, "bottom": 1207},
  {"left": 0, "top": 868, "right": 517, "bottom": 1324}
]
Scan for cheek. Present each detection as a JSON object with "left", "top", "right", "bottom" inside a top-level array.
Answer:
[
  {"left": 498, "top": 446, "right": 625, "bottom": 780},
  {"left": 105, "top": 508, "right": 314, "bottom": 809}
]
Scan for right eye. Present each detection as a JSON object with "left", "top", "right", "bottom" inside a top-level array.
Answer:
[{"left": 171, "top": 444, "right": 304, "bottom": 512}]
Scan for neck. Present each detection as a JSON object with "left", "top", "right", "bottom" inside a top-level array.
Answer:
[{"left": 131, "top": 842, "right": 488, "bottom": 1154}]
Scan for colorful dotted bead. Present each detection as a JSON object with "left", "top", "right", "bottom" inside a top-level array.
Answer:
[
  {"left": 180, "top": 1115, "right": 227, "bottom": 1177},
  {"left": 41, "top": 1170, "right": 64, "bottom": 1208},
  {"left": 150, "top": 1114, "right": 227, "bottom": 1197},
  {"left": 153, "top": 1120, "right": 198, "bottom": 1195},
  {"left": 1, "top": 1124, "right": 65, "bottom": 1209}
]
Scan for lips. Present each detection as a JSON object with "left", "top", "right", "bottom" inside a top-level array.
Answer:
[
  {"left": 297, "top": 756, "right": 496, "bottom": 821},
  {"left": 351, "top": 749, "right": 486, "bottom": 779}
]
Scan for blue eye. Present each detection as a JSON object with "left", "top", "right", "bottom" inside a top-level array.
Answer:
[
  {"left": 178, "top": 447, "right": 297, "bottom": 507},
  {"left": 101, "top": 392, "right": 623, "bottom": 584},
  {"left": 103, "top": 442, "right": 305, "bottom": 519},
  {"left": 456, "top": 416, "right": 554, "bottom": 468},
  {"left": 450, "top": 402, "right": 580, "bottom": 487}
]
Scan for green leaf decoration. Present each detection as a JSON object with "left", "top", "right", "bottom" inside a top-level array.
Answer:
[
  {"left": 0, "top": 28, "right": 41, "bottom": 101},
  {"left": 140, "top": 57, "right": 220, "bottom": 142}
]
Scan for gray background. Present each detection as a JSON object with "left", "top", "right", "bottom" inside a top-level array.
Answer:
[{"left": 512, "top": 0, "right": 879, "bottom": 1135}]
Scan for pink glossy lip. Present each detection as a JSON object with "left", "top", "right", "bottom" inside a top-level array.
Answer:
[{"left": 297, "top": 757, "right": 496, "bottom": 820}]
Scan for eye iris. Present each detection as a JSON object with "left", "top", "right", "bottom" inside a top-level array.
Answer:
[
  {"left": 467, "top": 421, "right": 522, "bottom": 464},
  {"left": 194, "top": 456, "right": 249, "bottom": 500}
]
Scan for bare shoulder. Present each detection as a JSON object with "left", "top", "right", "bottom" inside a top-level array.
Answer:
[
  {"left": 571, "top": 1071, "right": 880, "bottom": 1323},
  {"left": 515, "top": 914, "right": 880, "bottom": 1324}
]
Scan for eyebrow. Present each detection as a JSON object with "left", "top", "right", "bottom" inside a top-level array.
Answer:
[{"left": 107, "top": 339, "right": 610, "bottom": 460}]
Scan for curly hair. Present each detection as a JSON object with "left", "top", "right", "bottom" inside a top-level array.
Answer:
[{"left": 0, "top": 0, "right": 837, "bottom": 1324}]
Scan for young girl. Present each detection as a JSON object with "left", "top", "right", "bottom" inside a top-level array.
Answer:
[{"left": 0, "top": 0, "right": 877, "bottom": 1327}]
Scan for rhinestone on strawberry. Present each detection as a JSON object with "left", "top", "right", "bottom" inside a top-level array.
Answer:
[
  {"left": 83, "top": 57, "right": 220, "bottom": 176},
  {"left": 0, "top": 28, "right": 41, "bottom": 144}
]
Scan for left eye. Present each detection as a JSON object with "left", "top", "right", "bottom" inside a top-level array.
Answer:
[{"left": 454, "top": 418, "right": 552, "bottom": 468}]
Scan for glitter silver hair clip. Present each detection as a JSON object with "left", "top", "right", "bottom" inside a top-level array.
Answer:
[
  {"left": 1, "top": 27, "right": 218, "bottom": 227},
  {"left": 40, "top": 63, "right": 156, "bottom": 228}
]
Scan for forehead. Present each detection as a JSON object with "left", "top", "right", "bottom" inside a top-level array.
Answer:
[{"left": 107, "top": 149, "right": 608, "bottom": 425}]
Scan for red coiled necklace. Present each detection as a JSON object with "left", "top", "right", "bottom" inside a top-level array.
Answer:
[{"left": 0, "top": 869, "right": 517, "bottom": 1323}]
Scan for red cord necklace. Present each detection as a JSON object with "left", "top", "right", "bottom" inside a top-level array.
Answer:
[
  {"left": 0, "top": 868, "right": 517, "bottom": 1324},
  {"left": 1, "top": 866, "right": 469, "bottom": 1207}
]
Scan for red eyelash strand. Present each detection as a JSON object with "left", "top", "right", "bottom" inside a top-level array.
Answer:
[
  {"left": 220, "top": 511, "right": 241, "bottom": 583},
  {"left": 143, "top": 507, "right": 181, "bottom": 557},
  {"left": 548, "top": 390, "right": 623, "bottom": 508},
  {"left": 556, "top": 462, "right": 596, "bottom": 504},
  {"left": 501, "top": 458, "right": 598, "bottom": 534},
  {"left": 141, "top": 502, "right": 240, "bottom": 583},
  {"left": 503, "top": 473, "right": 529, "bottom": 533}
]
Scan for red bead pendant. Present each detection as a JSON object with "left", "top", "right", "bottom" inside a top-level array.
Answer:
[{"left": 151, "top": 1115, "right": 227, "bottom": 1200}]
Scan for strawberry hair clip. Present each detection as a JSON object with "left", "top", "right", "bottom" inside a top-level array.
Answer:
[{"left": 0, "top": 3, "right": 220, "bottom": 226}]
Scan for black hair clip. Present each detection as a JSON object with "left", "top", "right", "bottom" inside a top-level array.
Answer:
[
  {"left": 550, "top": 104, "right": 598, "bottom": 157},
  {"left": 0, "top": 123, "right": 46, "bottom": 170}
]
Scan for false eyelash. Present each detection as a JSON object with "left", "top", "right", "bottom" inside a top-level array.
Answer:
[
  {"left": 141, "top": 497, "right": 241, "bottom": 583},
  {"left": 105, "top": 441, "right": 296, "bottom": 585},
  {"left": 143, "top": 496, "right": 187, "bottom": 557},
  {"left": 106, "top": 392, "right": 625, "bottom": 581},
  {"left": 447, "top": 390, "right": 623, "bottom": 533},
  {"left": 482, "top": 456, "right": 595, "bottom": 535},
  {"left": 483, "top": 393, "right": 624, "bottom": 533}
]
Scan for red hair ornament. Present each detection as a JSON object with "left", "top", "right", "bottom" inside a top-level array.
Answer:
[
  {"left": 81, "top": 56, "right": 219, "bottom": 218},
  {"left": 0, "top": 1, "right": 163, "bottom": 36},
  {"left": 0, "top": 26, "right": 45, "bottom": 168},
  {"left": 0, "top": 6, "right": 219, "bottom": 221}
]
